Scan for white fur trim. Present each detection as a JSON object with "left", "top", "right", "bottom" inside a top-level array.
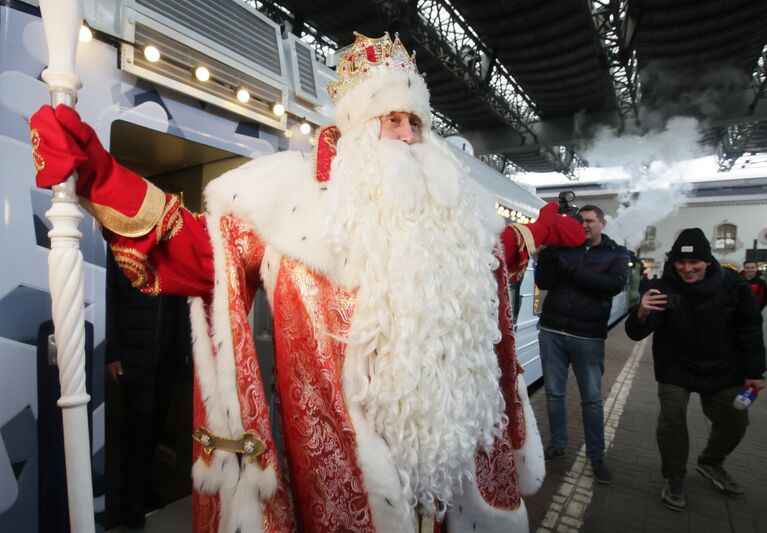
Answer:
[
  {"left": 514, "top": 374, "right": 546, "bottom": 496},
  {"left": 334, "top": 71, "right": 431, "bottom": 134},
  {"left": 447, "top": 476, "right": 529, "bottom": 533},
  {"left": 345, "top": 402, "right": 414, "bottom": 532},
  {"left": 188, "top": 196, "right": 280, "bottom": 531},
  {"left": 204, "top": 151, "right": 344, "bottom": 287}
]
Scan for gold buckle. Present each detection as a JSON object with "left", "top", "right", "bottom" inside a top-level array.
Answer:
[{"left": 192, "top": 427, "right": 267, "bottom": 463}]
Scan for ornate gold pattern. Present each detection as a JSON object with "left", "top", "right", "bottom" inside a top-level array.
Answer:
[
  {"left": 511, "top": 223, "right": 537, "bottom": 255},
  {"left": 416, "top": 513, "right": 436, "bottom": 533},
  {"left": 192, "top": 427, "right": 267, "bottom": 463},
  {"left": 272, "top": 258, "right": 376, "bottom": 531},
  {"left": 471, "top": 257, "right": 524, "bottom": 512},
  {"left": 475, "top": 429, "right": 522, "bottom": 511},
  {"left": 218, "top": 215, "right": 295, "bottom": 530},
  {"left": 156, "top": 194, "right": 184, "bottom": 243},
  {"left": 327, "top": 32, "right": 419, "bottom": 102},
  {"left": 508, "top": 224, "right": 535, "bottom": 280},
  {"left": 80, "top": 181, "right": 166, "bottom": 237},
  {"left": 313, "top": 125, "right": 341, "bottom": 182},
  {"left": 111, "top": 245, "right": 161, "bottom": 295},
  {"left": 30, "top": 128, "right": 45, "bottom": 175}
]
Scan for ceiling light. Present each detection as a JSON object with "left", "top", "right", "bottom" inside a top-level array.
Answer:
[
  {"left": 299, "top": 121, "right": 311, "bottom": 135},
  {"left": 194, "top": 66, "right": 210, "bottom": 82},
  {"left": 235, "top": 87, "right": 250, "bottom": 103},
  {"left": 143, "top": 45, "right": 161, "bottom": 63},
  {"left": 272, "top": 102, "right": 285, "bottom": 117},
  {"left": 79, "top": 25, "right": 93, "bottom": 43}
]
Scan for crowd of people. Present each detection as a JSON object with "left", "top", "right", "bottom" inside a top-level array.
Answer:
[{"left": 535, "top": 206, "right": 765, "bottom": 513}]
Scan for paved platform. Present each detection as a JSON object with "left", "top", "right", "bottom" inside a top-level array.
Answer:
[{"left": 525, "top": 317, "right": 767, "bottom": 533}]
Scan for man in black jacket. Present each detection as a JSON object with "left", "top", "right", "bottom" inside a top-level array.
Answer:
[
  {"left": 535, "top": 205, "right": 629, "bottom": 484},
  {"left": 625, "top": 228, "right": 765, "bottom": 512}
]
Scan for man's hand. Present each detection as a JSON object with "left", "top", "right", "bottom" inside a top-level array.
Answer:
[
  {"left": 637, "top": 288, "right": 668, "bottom": 321},
  {"left": 106, "top": 361, "right": 124, "bottom": 382},
  {"left": 745, "top": 378, "right": 765, "bottom": 393}
]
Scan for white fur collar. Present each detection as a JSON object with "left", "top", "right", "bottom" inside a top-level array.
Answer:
[{"left": 204, "top": 151, "right": 346, "bottom": 284}]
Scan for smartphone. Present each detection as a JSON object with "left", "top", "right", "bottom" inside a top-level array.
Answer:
[{"left": 665, "top": 293, "right": 681, "bottom": 310}]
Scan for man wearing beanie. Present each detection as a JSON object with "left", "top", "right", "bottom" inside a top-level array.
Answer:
[
  {"left": 626, "top": 228, "right": 765, "bottom": 512},
  {"left": 28, "top": 32, "right": 586, "bottom": 533}
]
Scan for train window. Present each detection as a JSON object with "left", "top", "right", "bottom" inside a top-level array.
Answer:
[
  {"left": 714, "top": 223, "right": 737, "bottom": 253},
  {"left": 639, "top": 225, "right": 657, "bottom": 253}
]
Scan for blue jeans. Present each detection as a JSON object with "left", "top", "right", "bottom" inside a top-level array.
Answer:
[{"left": 539, "top": 329, "right": 606, "bottom": 460}]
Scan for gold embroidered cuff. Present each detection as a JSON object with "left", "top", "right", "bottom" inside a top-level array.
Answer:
[
  {"left": 192, "top": 427, "right": 267, "bottom": 463},
  {"left": 511, "top": 223, "right": 538, "bottom": 255},
  {"left": 80, "top": 180, "right": 166, "bottom": 237},
  {"left": 111, "top": 245, "right": 161, "bottom": 295}
]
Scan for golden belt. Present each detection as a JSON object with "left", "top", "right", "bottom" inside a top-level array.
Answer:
[{"left": 192, "top": 427, "right": 266, "bottom": 463}]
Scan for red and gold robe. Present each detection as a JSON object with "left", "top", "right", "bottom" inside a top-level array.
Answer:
[{"left": 104, "top": 129, "right": 545, "bottom": 533}]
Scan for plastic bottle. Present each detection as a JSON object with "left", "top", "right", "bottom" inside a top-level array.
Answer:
[{"left": 733, "top": 386, "right": 757, "bottom": 410}]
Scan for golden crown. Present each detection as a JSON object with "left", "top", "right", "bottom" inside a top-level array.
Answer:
[{"left": 327, "top": 32, "right": 420, "bottom": 102}]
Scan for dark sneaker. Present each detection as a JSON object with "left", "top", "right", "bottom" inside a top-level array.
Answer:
[
  {"left": 590, "top": 459, "right": 613, "bottom": 484},
  {"left": 696, "top": 462, "right": 744, "bottom": 497},
  {"left": 544, "top": 445, "right": 565, "bottom": 461},
  {"left": 661, "top": 478, "right": 686, "bottom": 511}
]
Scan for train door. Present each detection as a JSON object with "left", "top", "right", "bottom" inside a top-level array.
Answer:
[{"left": 103, "top": 120, "right": 265, "bottom": 528}]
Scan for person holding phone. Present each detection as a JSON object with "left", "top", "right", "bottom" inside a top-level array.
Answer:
[{"left": 625, "top": 228, "right": 765, "bottom": 512}]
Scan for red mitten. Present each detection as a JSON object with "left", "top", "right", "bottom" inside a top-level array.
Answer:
[
  {"left": 524, "top": 202, "right": 557, "bottom": 247},
  {"left": 31, "top": 104, "right": 166, "bottom": 237},
  {"left": 546, "top": 211, "right": 585, "bottom": 248},
  {"left": 501, "top": 203, "right": 585, "bottom": 278},
  {"left": 526, "top": 202, "right": 585, "bottom": 249},
  {"left": 29, "top": 105, "right": 88, "bottom": 188}
]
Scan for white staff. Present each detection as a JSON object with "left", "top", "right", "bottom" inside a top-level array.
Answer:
[{"left": 39, "top": 0, "right": 95, "bottom": 531}]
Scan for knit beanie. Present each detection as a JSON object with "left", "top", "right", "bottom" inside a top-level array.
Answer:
[{"left": 667, "top": 228, "right": 713, "bottom": 263}]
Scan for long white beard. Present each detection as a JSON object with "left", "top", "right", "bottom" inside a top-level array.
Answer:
[{"left": 324, "top": 122, "right": 507, "bottom": 516}]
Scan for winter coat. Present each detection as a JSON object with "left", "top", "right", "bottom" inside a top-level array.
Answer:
[
  {"left": 535, "top": 234, "right": 629, "bottom": 339},
  {"left": 625, "top": 260, "right": 766, "bottom": 392}
]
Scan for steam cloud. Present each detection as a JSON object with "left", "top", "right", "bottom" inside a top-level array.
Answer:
[
  {"left": 575, "top": 60, "right": 748, "bottom": 251},
  {"left": 580, "top": 116, "right": 703, "bottom": 250}
]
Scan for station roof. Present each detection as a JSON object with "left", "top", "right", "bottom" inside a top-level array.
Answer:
[{"left": 260, "top": 0, "right": 767, "bottom": 178}]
